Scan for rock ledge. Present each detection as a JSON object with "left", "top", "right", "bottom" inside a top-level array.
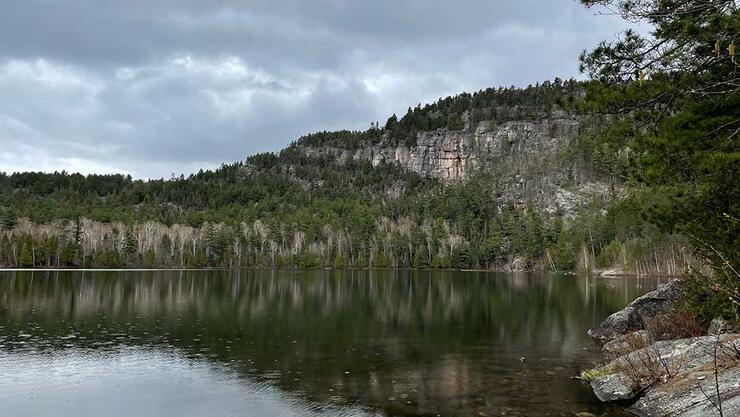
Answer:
[
  {"left": 588, "top": 279, "right": 684, "bottom": 344},
  {"left": 586, "top": 280, "right": 740, "bottom": 417}
]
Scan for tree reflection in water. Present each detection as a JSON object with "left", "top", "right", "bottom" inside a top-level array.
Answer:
[{"left": 0, "top": 270, "right": 661, "bottom": 416}]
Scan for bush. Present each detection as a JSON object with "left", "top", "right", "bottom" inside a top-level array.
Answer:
[
  {"left": 682, "top": 271, "right": 739, "bottom": 324},
  {"left": 645, "top": 309, "right": 705, "bottom": 341}
]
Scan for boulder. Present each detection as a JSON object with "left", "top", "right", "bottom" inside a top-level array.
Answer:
[
  {"left": 588, "top": 279, "right": 684, "bottom": 345},
  {"left": 628, "top": 362, "right": 740, "bottom": 417},
  {"left": 588, "top": 306, "right": 643, "bottom": 344},
  {"left": 590, "top": 373, "right": 636, "bottom": 402},
  {"left": 708, "top": 318, "right": 735, "bottom": 335},
  {"left": 590, "top": 335, "right": 740, "bottom": 416},
  {"left": 629, "top": 279, "right": 684, "bottom": 319}
]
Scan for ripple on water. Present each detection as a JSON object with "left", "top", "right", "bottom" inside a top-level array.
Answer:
[{"left": 0, "top": 269, "right": 653, "bottom": 417}]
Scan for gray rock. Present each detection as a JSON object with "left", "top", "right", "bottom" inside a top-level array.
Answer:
[
  {"left": 629, "top": 279, "right": 684, "bottom": 320},
  {"left": 588, "top": 280, "right": 685, "bottom": 345},
  {"left": 588, "top": 306, "right": 644, "bottom": 344},
  {"left": 709, "top": 318, "right": 735, "bottom": 336},
  {"left": 628, "top": 365, "right": 740, "bottom": 417},
  {"left": 622, "top": 335, "right": 738, "bottom": 373},
  {"left": 590, "top": 373, "right": 636, "bottom": 402},
  {"left": 591, "top": 335, "right": 740, "bottom": 416}
]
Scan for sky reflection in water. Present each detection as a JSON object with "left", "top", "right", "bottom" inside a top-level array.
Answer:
[{"left": 0, "top": 269, "right": 665, "bottom": 416}]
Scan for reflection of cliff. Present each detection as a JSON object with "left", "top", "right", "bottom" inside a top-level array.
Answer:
[{"left": 0, "top": 270, "right": 659, "bottom": 416}]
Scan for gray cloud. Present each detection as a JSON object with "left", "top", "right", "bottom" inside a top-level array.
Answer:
[{"left": 0, "top": 0, "right": 629, "bottom": 178}]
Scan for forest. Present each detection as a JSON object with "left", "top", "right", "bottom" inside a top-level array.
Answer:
[{"left": 0, "top": 86, "right": 699, "bottom": 278}]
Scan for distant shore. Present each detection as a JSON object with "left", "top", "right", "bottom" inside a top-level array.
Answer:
[{"left": 0, "top": 266, "right": 683, "bottom": 278}]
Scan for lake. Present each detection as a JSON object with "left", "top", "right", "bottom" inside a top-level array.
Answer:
[{"left": 0, "top": 270, "right": 663, "bottom": 417}]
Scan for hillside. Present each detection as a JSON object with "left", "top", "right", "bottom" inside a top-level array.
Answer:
[
  {"left": 291, "top": 108, "right": 603, "bottom": 216},
  {"left": 0, "top": 80, "right": 692, "bottom": 273},
  {"left": 281, "top": 79, "right": 612, "bottom": 216}
]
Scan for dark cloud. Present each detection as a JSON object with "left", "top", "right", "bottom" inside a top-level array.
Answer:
[{"left": 0, "top": 0, "right": 629, "bottom": 178}]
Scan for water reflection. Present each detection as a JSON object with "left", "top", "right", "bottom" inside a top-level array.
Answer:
[
  {"left": 0, "top": 270, "right": 662, "bottom": 416},
  {"left": 1, "top": 347, "right": 379, "bottom": 417}
]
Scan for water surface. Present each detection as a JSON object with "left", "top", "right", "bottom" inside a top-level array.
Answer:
[{"left": 0, "top": 270, "right": 663, "bottom": 416}]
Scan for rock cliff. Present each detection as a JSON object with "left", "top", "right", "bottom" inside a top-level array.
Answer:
[
  {"left": 297, "top": 110, "right": 582, "bottom": 182},
  {"left": 294, "top": 109, "right": 609, "bottom": 218}
]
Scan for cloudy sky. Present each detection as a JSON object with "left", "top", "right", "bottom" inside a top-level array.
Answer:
[{"left": 0, "top": 0, "right": 628, "bottom": 179}]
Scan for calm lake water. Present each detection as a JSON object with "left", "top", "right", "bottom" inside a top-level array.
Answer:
[{"left": 0, "top": 270, "right": 664, "bottom": 417}]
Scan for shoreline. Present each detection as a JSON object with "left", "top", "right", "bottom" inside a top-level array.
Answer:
[
  {"left": 0, "top": 266, "right": 683, "bottom": 277},
  {"left": 585, "top": 279, "right": 740, "bottom": 416}
]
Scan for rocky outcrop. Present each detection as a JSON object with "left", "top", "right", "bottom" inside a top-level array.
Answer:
[
  {"left": 709, "top": 318, "right": 736, "bottom": 335},
  {"left": 629, "top": 364, "right": 740, "bottom": 417},
  {"left": 588, "top": 279, "right": 685, "bottom": 344},
  {"left": 628, "top": 279, "right": 686, "bottom": 318},
  {"left": 589, "top": 306, "right": 644, "bottom": 345},
  {"left": 587, "top": 279, "right": 740, "bottom": 417},
  {"left": 589, "top": 335, "right": 740, "bottom": 415},
  {"left": 296, "top": 111, "right": 612, "bottom": 218},
  {"left": 299, "top": 111, "right": 581, "bottom": 182}
]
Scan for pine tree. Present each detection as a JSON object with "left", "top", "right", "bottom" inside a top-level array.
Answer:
[{"left": 0, "top": 210, "right": 17, "bottom": 231}]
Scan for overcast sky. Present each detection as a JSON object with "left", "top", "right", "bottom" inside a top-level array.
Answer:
[{"left": 0, "top": 0, "right": 628, "bottom": 179}]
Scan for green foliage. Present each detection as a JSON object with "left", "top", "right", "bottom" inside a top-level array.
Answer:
[
  {"left": 682, "top": 271, "right": 739, "bottom": 323},
  {"left": 94, "top": 250, "right": 124, "bottom": 268},
  {"left": 19, "top": 240, "right": 33, "bottom": 267},
  {"left": 59, "top": 243, "right": 78, "bottom": 266},
  {"left": 0, "top": 210, "right": 17, "bottom": 231},
  {"left": 580, "top": 367, "right": 611, "bottom": 382},
  {"left": 580, "top": 0, "right": 739, "bottom": 319}
]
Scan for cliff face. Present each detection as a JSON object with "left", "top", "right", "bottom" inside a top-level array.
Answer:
[
  {"left": 297, "top": 110, "right": 582, "bottom": 182},
  {"left": 294, "top": 109, "right": 607, "bottom": 218}
]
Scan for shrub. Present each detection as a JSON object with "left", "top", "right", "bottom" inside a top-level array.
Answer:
[
  {"left": 580, "top": 367, "right": 612, "bottom": 382},
  {"left": 645, "top": 309, "right": 706, "bottom": 341},
  {"left": 682, "top": 271, "right": 739, "bottom": 325}
]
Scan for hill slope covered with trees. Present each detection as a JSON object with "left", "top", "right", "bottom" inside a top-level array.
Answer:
[{"left": 0, "top": 80, "right": 697, "bottom": 276}]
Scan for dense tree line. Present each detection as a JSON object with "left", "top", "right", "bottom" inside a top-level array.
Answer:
[
  {"left": 578, "top": 0, "right": 739, "bottom": 321},
  {"left": 0, "top": 74, "right": 698, "bottom": 275},
  {"left": 0, "top": 147, "right": 692, "bottom": 274}
]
